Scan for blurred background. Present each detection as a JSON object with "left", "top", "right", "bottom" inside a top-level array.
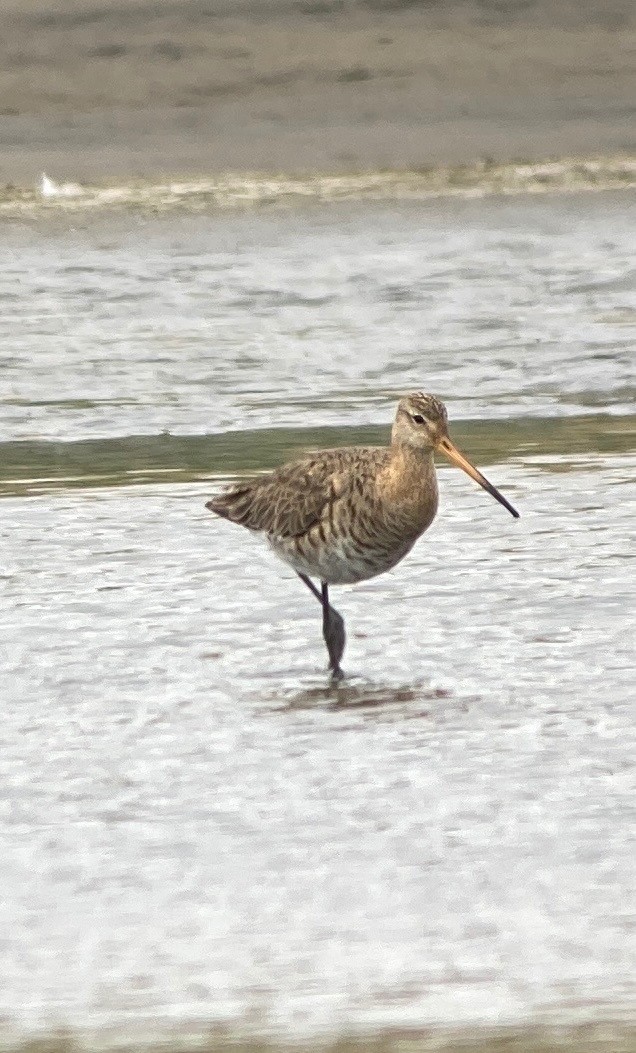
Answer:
[
  {"left": 0, "top": 2, "right": 634, "bottom": 1053},
  {"left": 0, "top": 0, "right": 635, "bottom": 180}
]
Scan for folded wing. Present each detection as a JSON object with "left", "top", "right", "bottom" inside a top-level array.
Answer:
[{"left": 207, "top": 447, "right": 383, "bottom": 539}]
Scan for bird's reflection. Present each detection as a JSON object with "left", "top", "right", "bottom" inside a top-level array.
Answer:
[{"left": 264, "top": 679, "right": 452, "bottom": 713}]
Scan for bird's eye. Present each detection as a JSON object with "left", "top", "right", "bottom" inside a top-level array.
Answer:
[{"left": 412, "top": 414, "right": 425, "bottom": 424}]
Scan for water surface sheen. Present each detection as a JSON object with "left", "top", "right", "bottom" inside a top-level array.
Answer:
[
  {"left": 1, "top": 194, "right": 634, "bottom": 442},
  {"left": 0, "top": 195, "right": 635, "bottom": 1053}
]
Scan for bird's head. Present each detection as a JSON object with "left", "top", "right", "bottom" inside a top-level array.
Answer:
[
  {"left": 393, "top": 392, "right": 450, "bottom": 450},
  {"left": 393, "top": 391, "right": 519, "bottom": 518}
]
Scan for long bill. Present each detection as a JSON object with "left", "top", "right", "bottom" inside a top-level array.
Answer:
[{"left": 436, "top": 436, "right": 520, "bottom": 519}]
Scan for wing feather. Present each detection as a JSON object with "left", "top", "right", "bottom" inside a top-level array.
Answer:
[{"left": 206, "top": 447, "right": 385, "bottom": 538}]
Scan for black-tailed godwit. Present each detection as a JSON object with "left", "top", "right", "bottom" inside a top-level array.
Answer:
[{"left": 207, "top": 393, "right": 519, "bottom": 678}]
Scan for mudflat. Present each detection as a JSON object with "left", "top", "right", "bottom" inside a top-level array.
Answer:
[{"left": 1, "top": 0, "right": 635, "bottom": 182}]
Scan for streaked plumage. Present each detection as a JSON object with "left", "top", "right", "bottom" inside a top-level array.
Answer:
[
  {"left": 209, "top": 443, "right": 438, "bottom": 585},
  {"left": 207, "top": 393, "right": 519, "bottom": 677}
]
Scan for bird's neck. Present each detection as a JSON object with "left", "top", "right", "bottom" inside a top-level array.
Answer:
[
  {"left": 379, "top": 440, "right": 437, "bottom": 501},
  {"left": 393, "top": 437, "right": 435, "bottom": 469}
]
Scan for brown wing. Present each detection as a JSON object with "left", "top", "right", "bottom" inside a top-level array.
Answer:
[{"left": 206, "top": 447, "right": 385, "bottom": 538}]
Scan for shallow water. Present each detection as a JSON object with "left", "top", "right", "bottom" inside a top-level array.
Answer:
[
  {"left": 2, "top": 193, "right": 635, "bottom": 445},
  {"left": 1, "top": 194, "right": 635, "bottom": 1052}
]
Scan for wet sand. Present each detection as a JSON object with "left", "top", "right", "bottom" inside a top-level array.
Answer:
[{"left": 1, "top": 0, "right": 635, "bottom": 183}]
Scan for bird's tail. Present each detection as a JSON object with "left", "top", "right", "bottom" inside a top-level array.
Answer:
[{"left": 205, "top": 486, "right": 255, "bottom": 526}]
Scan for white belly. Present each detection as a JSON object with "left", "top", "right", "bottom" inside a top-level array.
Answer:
[{"left": 267, "top": 533, "right": 415, "bottom": 585}]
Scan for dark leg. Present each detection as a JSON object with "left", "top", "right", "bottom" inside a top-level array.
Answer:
[
  {"left": 297, "top": 574, "right": 346, "bottom": 679},
  {"left": 297, "top": 572, "right": 322, "bottom": 603},
  {"left": 321, "top": 582, "right": 346, "bottom": 680}
]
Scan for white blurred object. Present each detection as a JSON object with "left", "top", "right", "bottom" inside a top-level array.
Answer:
[{"left": 39, "top": 172, "right": 84, "bottom": 198}]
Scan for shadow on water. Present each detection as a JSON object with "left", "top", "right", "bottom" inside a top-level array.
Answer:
[{"left": 265, "top": 679, "right": 455, "bottom": 715}]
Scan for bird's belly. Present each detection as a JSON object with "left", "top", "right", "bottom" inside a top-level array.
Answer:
[{"left": 268, "top": 533, "right": 416, "bottom": 585}]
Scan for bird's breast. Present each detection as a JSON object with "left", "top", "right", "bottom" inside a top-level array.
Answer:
[{"left": 267, "top": 462, "right": 439, "bottom": 586}]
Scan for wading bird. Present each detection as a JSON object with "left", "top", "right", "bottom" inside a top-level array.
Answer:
[{"left": 207, "top": 393, "right": 519, "bottom": 678}]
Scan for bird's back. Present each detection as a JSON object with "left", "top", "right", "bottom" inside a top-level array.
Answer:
[{"left": 207, "top": 446, "right": 385, "bottom": 533}]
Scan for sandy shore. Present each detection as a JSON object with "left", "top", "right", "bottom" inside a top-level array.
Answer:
[{"left": 1, "top": 0, "right": 635, "bottom": 183}]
